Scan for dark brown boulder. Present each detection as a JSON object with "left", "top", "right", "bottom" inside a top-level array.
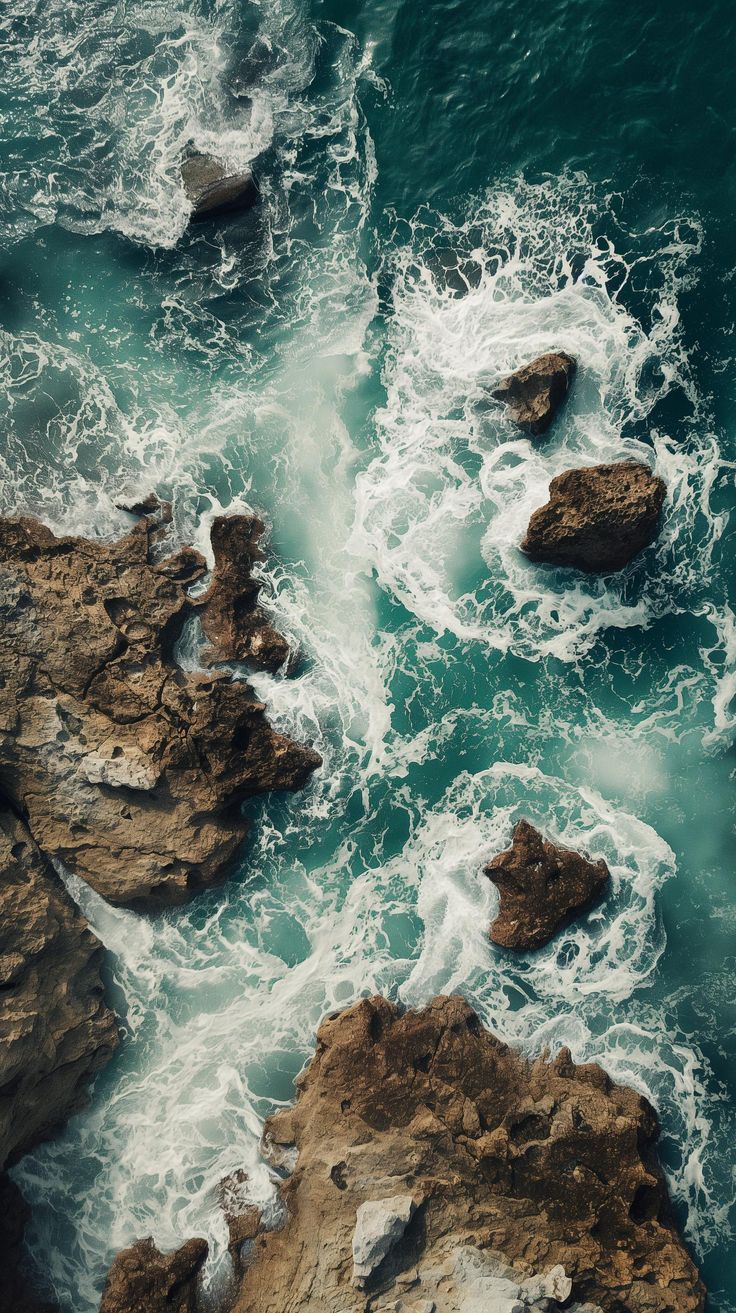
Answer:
[
  {"left": 521, "top": 460, "right": 666, "bottom": 572},
  {"left": 493, "top": 351, "right": 576, "bottom": 435},
  {"left": 182, "top": 153, "right": 259, "bottom": 223},
  {"left": 199, "top": 516, "right": 291, "bottom": 672},
  {"left": 484, "top": 818, "right": 610, "bottom": 950},
  {"left": 99, "top": 1237, "right": 208, "bottom": 1313}
]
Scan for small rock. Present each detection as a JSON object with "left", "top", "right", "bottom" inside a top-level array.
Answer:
[
  {"left": 352, "top": 1195, "right": 417, "bottom": 1287},
  {"left": 182, "top": 153, "right": 260, "bottom": 223},
  {"left": 493, "top": 352, "right": 576, "bottom": 436},
  {"left": 523, "top": 1263, "right": 573, "bottom": 1305},
  {"left": 521, "top": 460, "right": 666, "bottom": 573}
]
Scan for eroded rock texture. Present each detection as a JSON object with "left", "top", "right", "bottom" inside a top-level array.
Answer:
[
  {"left": 231, "top": 995, "right": 704, "bottom": 1313},
  {"left": 493, "top": 352, "right": 576, "bottom": 435},
  {"left": 0, "top": 505, "right": 320, "bottom": 907},
  {"left": 484, "top": 819, "right": 610, "bottom": 951},
  {"left": 521, "top": 461, "right": 666, "bottom": 573},
  {"left": 99, "top": 1237, "right": 208, "bottom": 1313},
  {"left": 200, "top": 515, "right": 291, "bottom": 672}
]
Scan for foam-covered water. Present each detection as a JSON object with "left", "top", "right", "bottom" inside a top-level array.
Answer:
[{"left": 3, "top": 0, "right": 735, "bottom": 1308}]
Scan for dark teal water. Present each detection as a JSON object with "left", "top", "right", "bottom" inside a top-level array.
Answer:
[{"left": 1, "top": 1, "right": 735, "bottom": 1308}]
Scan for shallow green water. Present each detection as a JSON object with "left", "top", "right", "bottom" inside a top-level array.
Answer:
[{"left": 1, "top": 1, "right": 735, "bottom": 1308}]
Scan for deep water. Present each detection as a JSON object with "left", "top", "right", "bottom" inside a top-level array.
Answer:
[{"left": 1, "top": 0, "right": 735, "bottom": 1308}]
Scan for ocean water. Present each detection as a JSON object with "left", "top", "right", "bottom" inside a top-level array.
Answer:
[{"left": 1, "top": 0, "right": 735, "bottom": 1308}]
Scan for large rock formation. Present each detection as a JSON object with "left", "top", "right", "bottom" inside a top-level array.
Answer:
[
  {"left": 0, "top": 502, "right": 320, "bottom": 907},
  {"left": 493, "top": 352, "right": 576, "bottom": 435},
  {"left": 99, "top": 1237, "right": 208, "bottom": 1313},
  {"left": 521, "top": 461, "right": 666, "bottom": 573},
  {"left": 484, "top": 819, "right": 610, "bottom": 951},
  {"left": 0, "top": 805, "right": 119, "bottom": 1311},
  {"left": 182, "top": 154, "right": 260, "bottom": 223},
  {"left": 228, "top": 995, "right": 704, "bottom": 1313}
]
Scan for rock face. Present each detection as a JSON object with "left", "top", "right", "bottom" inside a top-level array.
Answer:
[
  {"left": 0, "top": 805, "right": 119, "bottom": 1311},
  {"left": 99, "top": 1237, "right": 208, "bottom": 1313},
  {"left": 199, "top": 516, "right": 291, "bottom": 672},
  {"left": 352, "top": 1195, "right": 417, "bottom": 1287},
  {"left": 182, "top": 153, "right": 260, "bottom": 222},
  {"left": 230, "top": 995, "right": 704, "bottom": 1313},
  {"left": 0, "top": 503, "right": 320, "bottom": 907},
  {"left": 484, "top": 819, "right": 610, "bottom": 951},
  {"left": 521, "top": 461, "right": 666, "bottom": 573},
  {"left": 493, "top": 352, "right": 576, "bottom": 435}
]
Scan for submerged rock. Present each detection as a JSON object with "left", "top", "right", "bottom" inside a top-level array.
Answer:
[
  {"left": 521, "top": 460, "right": 666, "bottom": 573},
  {"left": 99, "top": 1237, "right": 208, "bottom": 1313},
  {"left": 492, "top": 352, "right": 576, "bottom": 435},
  {"left": 225, "top": 994, "right": 704, "bottom": 1313},
  {"left": 0, "top": 506, "right": 320, "bottom": 907},
  {"left": 200, "top": 515, "right": 292, "bottom": 672},
  {"left": 182, "top": 153, "right": 259, "bottom": 223},
  {"left": 485, "top": 819, "right": 610, "bottom": 951}
]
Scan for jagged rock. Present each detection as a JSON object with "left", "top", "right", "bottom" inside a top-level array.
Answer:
[
  {"left": 99, "top": 1237, "right": 208, "bottom": 1313},
  {"left": 200, "top": 516, "right": 292, "bottom": 672},
  {"left": 182, "top": 153, "right": 260, "bottom": 223},
  {"left": 484, "top": 819, "right": 610, "bottom": 951},
  {"left": 0, "top": 508, "right": 320, "bottom": 907},
  {"left": 0, "top": 806, "right": 118, "bottom": 1311},
  {"left": 218, "top": 1170, "right": 263, "bottom": 1269},
  {"left": 521, "top": 461, "right": 666, "bottom": 573},
  {"left": 229, "top": 995, "right": 704, "bottom": 1313},
  {"left": 492, "top": 353, "right": 576, "bottom": 435},
  {"left": 352, "top": 1195, "right": 418, "bottom": 1287}
]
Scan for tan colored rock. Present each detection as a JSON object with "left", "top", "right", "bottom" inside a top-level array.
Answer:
[
  {"left": 493, "top": 352, "right": 576, "bottom": 435},
  {"left": 99, "top": 1237, "right": 208, "bottom": 1313},
  {"left": 484, "top": 819, "right": 610, "bottom": 950},
  {"left": 521, "top": 461, "right": 666, "bottom": 573},
  {"left": 230, "top": 995, "right": 704, "bottom": 1313},
  {"left": 0, "top": 506, "right": 320, "bottom": 907}
]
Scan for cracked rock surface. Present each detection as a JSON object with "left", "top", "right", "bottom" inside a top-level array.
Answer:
[{"left": 99, "top": 1237, "right": 208, "bottom": 1313}]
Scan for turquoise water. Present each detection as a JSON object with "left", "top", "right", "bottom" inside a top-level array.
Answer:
[{"left": 2, "top": 0, "right": 735, "bottom": 1308}]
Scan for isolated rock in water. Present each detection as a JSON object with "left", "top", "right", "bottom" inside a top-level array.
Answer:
[
  {"left": 229, "top": 995, "right": 704, "bottom": 1313},
  {"left": 352, "top": 1195, "right": 417, "bottom": 1287},
  {"left": 521, "top": 460, "right": 666, "bottom": 572},
  {"left": 99, "top": 1237, "right": 208, "bottom": 1313},
  {"left": 200, "top": 515, "right": 291, "bottom": 672},
  {"left": 0, "top": 506, "right": 320, "bottom": 907},
  {"left": 492, "top": 352, "right": 576, "bottom": 435},
  {"left": 485, "top": 818, "right": 610, "bottom": 951},
  {"left": 182, "top": 153, "right": 259, "bottom": 222}
]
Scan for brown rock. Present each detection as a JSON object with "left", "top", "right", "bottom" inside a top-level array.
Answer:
[
  {"left": 182, "top": 154, "right": 260, "bottom": 223},
  {"left": 199, "top": 516, "right": 291, "bottom": 672},
  {"left": 492, "top": 352, "right": 576, "bottom": 435},
  {"left": 99, "top": 1237, "right": 208, "bottom": 1313},
  {"left": 0, "top": 508, "right": 320, "bottom": 907},
  {"left": 229, "top": 995, "right": 704, "bottom": 1313},
  {"left": 218, "top": 1171, "right": 263, "bottom": 1269},
  {"left": 484, "top": 818, "right": 610, "bottom": 951},
  {"left": 521, "top": 460, "right": 666, "bottom": 573}
]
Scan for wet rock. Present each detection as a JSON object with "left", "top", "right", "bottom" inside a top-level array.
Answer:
[
  {"left": 218, "top": 1170, "right": 263, "bottom": 1269},
  {"left": 199, "top": 515, "right": 292, "bottom": 672},
  {"left": 182, "top": 153, "right": 259, "bottom": 223},
  {"left": 492, "top": 352, "right": 576, "bottom": 436},
  {"left": 352, "top": 1195, "right": 418, "bottom": 1287},
  {"left": 484, "top": 819, "right": 610, "bottom": 951},
  {"left": 0, "top": 508, "right": 320, "bottom": 907},
  {"left": 99, "top": 1237, "right": 208, "bottom": 1313},
  {"left": 229, "top": 995, "right": 705, "bottom": 1313},
  {"left": 521, "top": 460, "right": 666, "bottom": 573}
]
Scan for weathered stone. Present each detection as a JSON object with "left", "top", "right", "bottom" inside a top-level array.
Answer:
[
  {"left": 182, "top": 153, "right": 260, "bottom": 223},
  {"left": 521, "top": 461, "right": 666, "bottom": 573},
  {"left": 484, "top": 819, "right": 610, "bottom": 951},
  {"left": 99, "top": 1237, "right": 208, "bottom": 1313},
  {"left": 199, "top": 516, "right": 292, "bottom": 672},
  {"left": 493, "top": 353, "right": 576, "bottom": 435},
  {"left": 352, "top": 1195, "right": 417, "bottom": 1287}
]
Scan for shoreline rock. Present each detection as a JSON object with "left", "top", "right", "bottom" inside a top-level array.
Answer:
[
  {"left": 99, "top": 1237, "right": 208, "bottom": 1313},
  {"left": 521, "top": 460, "right": 666, "bottom": 573},
  {"left": 182, "top": 153, "right": 260, "bottom": 224},
  {"left": 493, "top": 352, "right": 576, "bottom": 435},
  {"left": 199, "top": 515, "right": 292, "bottom": 672},
  {"left": 484, "top": 819, "right": 610, "bottom": 950}
]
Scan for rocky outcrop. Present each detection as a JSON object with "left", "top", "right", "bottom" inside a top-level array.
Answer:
[
  {"left": 493, "top": 352, "right": 576, "bottom": 435},
  {"left": 521, "top": 460, "right": 666, "bottom": 573},
  {"left": 99, "top": 1237, "right": 208, "bottom": 1313},
  {"left": 0, "top": 806, "right": 119, "bottom": 1311},
  {"left": 199, "top": 516, "right": 291, "bottom": 672},
  {"left": 182, "top": 153, "right": 259, "bottom": 223},
  {"left": 228, "top": 995, "right": 704, "bottom": 1313},
  {"left": 0, "top": 502, "right": 320, "bottom": 907},
  {"left": 484, "top": 819, "right": 610, "bottom": 951}
]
